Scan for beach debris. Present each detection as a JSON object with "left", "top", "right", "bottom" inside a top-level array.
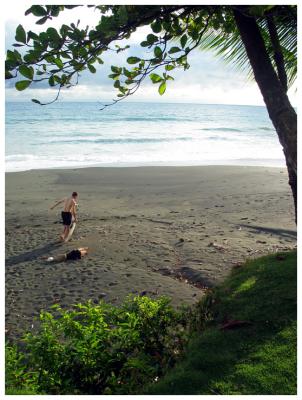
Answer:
[
  {"left": 207, "top": 242, "right": 227, "bottom": 252},
  {"left": 157, "top": 267, "right": 174, "bottom": 276},
  {"left": 190, "top": 259, "right": 203, "bottom": 264},
  {"left": 276, "top": 254, "right": 286, "bottom": 261},
  {"left": 143, "top": 217, "right": 173, "bottom": 225},
  {"left": 177, "top": 266, "right": 214, "bottom": 289},
  {"left": 174, "top": 238, "right": 185, "bottom": 247},
  {"left": 220, "top": 319, "right": 252, "bottom": 330}
]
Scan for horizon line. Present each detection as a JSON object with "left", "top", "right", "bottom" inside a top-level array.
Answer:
[{"left": 5, "top": 100, "right": 268, "bottom": 108}]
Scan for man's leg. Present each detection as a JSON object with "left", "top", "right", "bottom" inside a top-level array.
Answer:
[
  {"left": 60, "top": 225, "right": 67, "bottom": 241},
  {"left": 63, "top": 226, "right": 70, "bottom": 240},
  {"left": 54, "top": 254, "right": 67, "bottom": 262}
]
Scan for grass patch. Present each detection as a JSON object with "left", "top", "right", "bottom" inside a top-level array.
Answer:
[{"left": 147, "top": 251, "right": 297, "bottom": 395}]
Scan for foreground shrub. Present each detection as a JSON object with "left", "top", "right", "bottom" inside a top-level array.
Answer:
[
  {"left": 6, "top": 295, "right": 188, "bottom": 395},
  {"left": 5, "top": 343, "right": 40, "bottom": 394}
]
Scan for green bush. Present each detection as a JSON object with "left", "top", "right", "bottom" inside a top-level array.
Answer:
[
  {"left": 5, "top": 343, "right": 39, "bottom": 394},
  {"left": 6, "top": 295, "right": 188, "bottom": 395}
]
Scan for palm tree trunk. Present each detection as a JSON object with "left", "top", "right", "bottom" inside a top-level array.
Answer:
[{"left": 233, "top": 8, "right": 297, "bottom": 222}]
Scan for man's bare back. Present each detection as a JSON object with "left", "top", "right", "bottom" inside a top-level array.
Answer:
[{"left": 63, "top": 196, "right": 77, "bottom": 213}]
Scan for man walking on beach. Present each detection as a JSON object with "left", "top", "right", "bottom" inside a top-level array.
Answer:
[{"left": 50, "top": 192, "right": 78, "bottom": 241}]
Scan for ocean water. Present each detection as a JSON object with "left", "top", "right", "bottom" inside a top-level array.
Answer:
[{"left": 5, "top": 101, "right": 285, "bottom": 172}]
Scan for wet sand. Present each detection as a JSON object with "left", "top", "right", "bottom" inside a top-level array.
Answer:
[{"left": 5, "top": 166, "right": 296, "bottom": 339}]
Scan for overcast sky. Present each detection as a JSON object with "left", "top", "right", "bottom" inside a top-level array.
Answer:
[{"left": 4, "top": 2, "right": 297, "bottom": 106}]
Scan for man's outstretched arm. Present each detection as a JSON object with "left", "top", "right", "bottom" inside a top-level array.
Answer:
[{"left": 50, "top": 198, "right": 65, "bottom": 210}]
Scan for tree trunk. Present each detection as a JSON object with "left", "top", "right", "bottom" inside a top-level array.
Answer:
[{"left": 233, "top": 8, "right": 297, "bottom": 223}]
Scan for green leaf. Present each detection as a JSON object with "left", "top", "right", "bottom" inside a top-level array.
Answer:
[
  {"left": 108, "top": 73, "right": 120, "bottom": 80},
  {"left": 36, "top": 16, "right": 48, "bottom": 25},
  {"left": 47, "top": 27, "right": 61, "bottom": 42},
  {"left": 140, "top": 41, "right": 149, "bottom": 47},
  {"left": 123, "top": 68, "right": 132, "bottom": 78},
  {"left": 50, "top": 6, "right": 61, "bottom": 17},
  {"left": 147, "top": 34, "right": 158, "bottom": 45},
  {"left": 114, "top": 80, "right": 121, "bottom": 88},
  {"left": 151, "top": 20, "right": 162, "bottom": 33},
  {"left": 61, "top": 52, "right": 72, "bottom": 60},
  {"left": 13, "top": 50, "right": 22, "bottom": 62},
  {"left": 88, "top": 64, "right": 96, "bottom": 73},
  {"left": 54, "top": 58, "right": 64, "bottom": 69},
  {"left": 33, "top": 40, "right": 44, "bottom": 51},
  {"left": 165, "top": 64, "right": 175, "bottom": 71},
  {"left": 180, "top": 34, "right": 188, "bottom": 48},
  {"left": 150, "top": 73, "right": 162, "bottom": 83},
  {"left": 45, "top": 55, "right": 55, "bottom": 63},
  {"left": 5, "top": 71, "right": 14, "bottom": 79},
  {"left": 162, "top": 21, "right": 171, "bottom": 31},
  {"left": 189, "top": 27, "right": 199, "bottom": 41},
  {"left": 23, "top": 52, "right": 38, "bottom": 63},
  {"left": 79, "top": 47, "right": 87, "bottom": 58},
  {"left": 158, "top": 81, "right": 166, "bottom": 95},
  {"left": 27, "top": 31, "right": 39, "bottom": 40},
  {"left": 127, "top": 57, "right": 141, "bottom": 65},
  {"left": 154, "top": 46, "right": 162, "bottom": 58},
  {"left": 30, "top": 5, "right": 47, "bottom": 17},
  {"left": 168, "top": 47, "right": 182, "bottom": 54},
  {"left": 111, "top": 66, "right": 121, "bottom": 73},
  {"left": 15, "top": 25, "right": 27, "bottom": 44},
  {"left": 6, "top": 50, "right": 17, "bottom": 61},
  {"left": 19, "top": 65, "right": 34, "bottom": 80},
  {"left": 48, "top": 76, "right": 55, "bottom": 86},
  {"left": 54, "top": 75, "right": 61, "bottom": 84},
  {"left": 31, "top": 99, "right": 41, "bottom": 104},
  {"left": 15, "top": 80, "right": 32, "bottom": 91}
]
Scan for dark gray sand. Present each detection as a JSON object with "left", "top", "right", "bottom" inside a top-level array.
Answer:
[{"left": 5, "top": 166, "right": 296, "bottom": 339}]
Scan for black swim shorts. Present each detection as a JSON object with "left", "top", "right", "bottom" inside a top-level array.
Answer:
[
  {"left": 61, "top": 211, "right": 72, "bottom": 226},
  {"left": 66, "top": 249, "right": 81, "bottom": 261}
]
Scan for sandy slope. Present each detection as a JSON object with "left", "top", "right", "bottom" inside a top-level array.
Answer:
[{"left": 5, "top": 166, "right": 296, "bottom": 339}]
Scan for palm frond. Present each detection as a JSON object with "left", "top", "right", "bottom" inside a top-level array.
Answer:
[{"left": 198, "top": 6, "right": 297, "bottom": 89}]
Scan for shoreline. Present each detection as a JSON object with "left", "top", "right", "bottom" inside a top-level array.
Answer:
[
  {"left": 6, "top": 165, "right": 296, "bottom": 339},
  {"left": 6, "top": 159, "right": 286, "bottom": 173}
]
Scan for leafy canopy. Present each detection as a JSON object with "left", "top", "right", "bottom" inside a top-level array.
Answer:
[{"left": 5, "top": 5, "right": 296, "bottom": 107}]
